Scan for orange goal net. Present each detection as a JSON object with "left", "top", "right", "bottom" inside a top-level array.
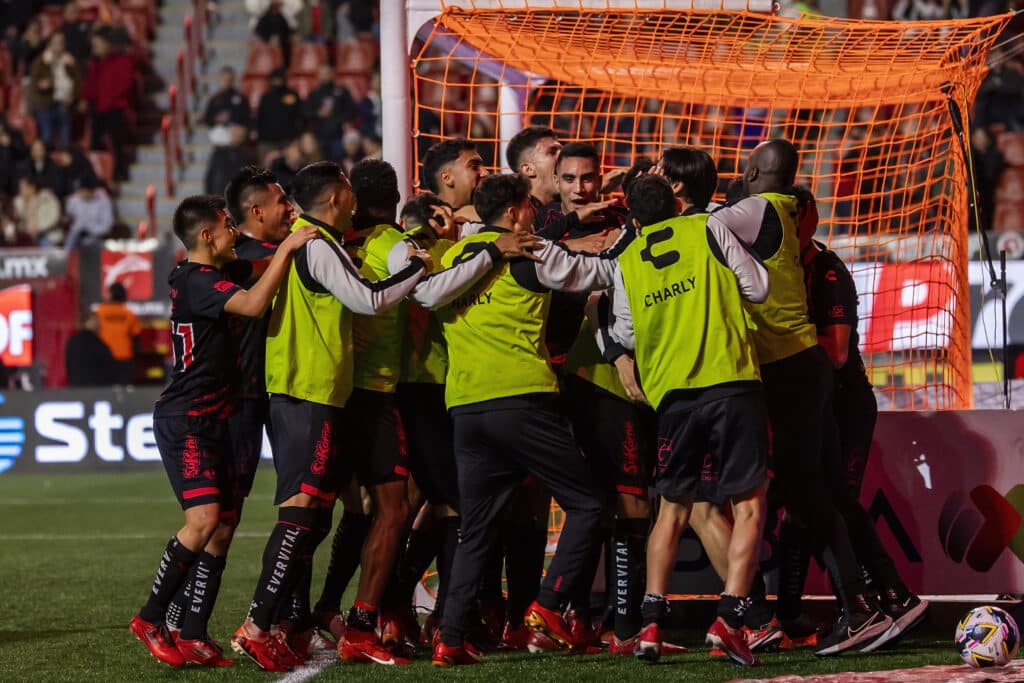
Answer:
[{"left": 408, "top": 2, "right": 1013, "bottom": 410}]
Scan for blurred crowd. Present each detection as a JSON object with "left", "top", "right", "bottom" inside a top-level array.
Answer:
[
  {"left": 0, "top": 0, "right": 147, "bottom": 248},
  {"left": 204, "top": 0, "right": 381, "bottom": 195}
]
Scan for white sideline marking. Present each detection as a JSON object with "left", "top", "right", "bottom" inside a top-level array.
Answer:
[
  {"left": 0, "top": 495, "right": 274, "bottom": 505},
  {"left": 0, "top": 530, "right": 271, "bottom": 542},
  {"left": 276, "top": 650, "right": 336, "bottom": 683}
]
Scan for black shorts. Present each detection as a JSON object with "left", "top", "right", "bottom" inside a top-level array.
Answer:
[
  {"left": 268, "top": 395, "right": 345, "bottom": 505},
  {"left": 396, "top": 382, "right": 459, "bottom": 509},
  {"left": 655, "top": 390, "right": 769, "bottom": 504},
  {"left": 561, "top": 374, "right": 653, "bottom": 500},
  {"left": 228, "top": 395, "right": 270, "bottom": 506},
  {"left": 341, "top": 387, "right": 410, "bottom": 488},
  {"left": 154, "top": 413, "right": 235, "bottom": 511}
]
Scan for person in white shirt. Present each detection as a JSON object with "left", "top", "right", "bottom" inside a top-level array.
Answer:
[{"left": 65, "top": 176, "right": 114, "bottom": 249}]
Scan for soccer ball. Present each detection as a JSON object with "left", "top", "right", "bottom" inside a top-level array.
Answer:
[{"left": 955, "top": 605, "right": 1020, "bottom": 668}]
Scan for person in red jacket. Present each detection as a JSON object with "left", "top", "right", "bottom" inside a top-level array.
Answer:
[{"left": 80, "top": 32, "right": 135, "bottom": 180}]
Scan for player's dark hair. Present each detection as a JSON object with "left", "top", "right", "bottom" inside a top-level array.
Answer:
[
  {"left": 627, "top": 175, "right": 676, "bottom": 228},
  {"left": 351, "top": 158, "right": 400, "bottom": 216},
  {"left": 172, "top": 194, "right": 225, "bottom": 250},
  {"left": 421, "top": 138, "right": 477, "bottom": 194},
  {"left": 224, "top": 165, "right": 278, "bottom": 224},
  {"left": 791, "top": 184, "right": 816, "bottom": 212},
  {"left": 506, "top": 126, "right": 557, "bottom": 171},
  {"left": 556, "top": 141, "right": 600, "bottom": 172},
  {"left": 400, "top": 192, "right": 444, "bottom": 231},
  {"left": 108, "top": 282, "right": 127, "bottom": 302},
  {"left": 291, "top": 160, "right": 343, "bottom": 212},
  {"left": 660, "top": 147, "right": 718, "bottom": 209},
  {"left": 622, "top": 157, "right": 656, "bottom": 196},
  {"left": 474, "top": 173, "right": 531, "bottom": 226}
]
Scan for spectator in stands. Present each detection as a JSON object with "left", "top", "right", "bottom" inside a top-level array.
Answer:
[
  {"left": 974, "top": 49, "right": 1024, "bottom": 132},
  {"left": 0, "top": 203, "right": 35, "bottom": 247},
  {"left": 13, "top": 177, "right": 62, "bottom": 246},
  {"left": 16, "top": 140, "right": 62, "bottom": 196},
  {"left": 9, "top": 16, "right": 44, "bottom": 74},
  {"left": 28, "top": 33, "right": 80, "bottom": 149},
  {"left": 339, "top": 127, "right": 363, "bottom": 173},
  {"left": 972, "top": 127, "right": 1005, "bottom": 232},
  {"left": 66, "top": 311, "right": 117, "bottom": 386},
  {"left": 303, "top": 64, "right": 357, "bottom": 161},
  {"left": 81, "top": 33, "right": 135, "bottom": 181},
  {"left": 52, "top": 144, "right": 99, "bottom": 199},
  {"left": 203, "top": 66, "right": 251, "bottom": 132},
  {"left": 64, "top": 176, "right": 114, "bottom": 249},
  {"left": 0, "top": 0, "right": 37, "bottom": 36},
  {"left": 255, "top": 0, "right": 293, "bottom": 69},
  {"left": 62, "top": 0, "right": 98, "bottom": 66},
  {"left": 357, "top": 72, "right": 382, "bottom": 138},
  {"left": 256, "top": 67, "right": 303, "bottom": 161},
  {"left": 268, "top": 136, "right": 305, "bottom": 191},
  {"left": 95, "top": 281, "right": 140, "bottom": 385},
  {"left": 362, "top": 134, "right": 382, "bottom": 160},
  {"left": 0, "top": 121, "right": 28, "bottom": 197},
  {"left": 205, "top": 124, "right": 255, "bottom": 195},
  {"left": 297, "top": 0, "right": 335, "bottom": 43}
]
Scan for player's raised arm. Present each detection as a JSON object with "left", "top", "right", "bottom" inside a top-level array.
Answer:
[
  {"left": 224, "top": 225, "right": 319, "bottom": 317},
  {"left": 527, "top": 229, "right": 631, "bottom": 293}
]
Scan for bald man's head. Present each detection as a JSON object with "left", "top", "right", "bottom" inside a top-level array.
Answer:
[{"left": 743, "top": 139, "right": 799, "bottom": 195}]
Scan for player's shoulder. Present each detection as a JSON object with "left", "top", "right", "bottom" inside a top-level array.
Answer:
[
  {"left": 813, "top": 246, "right": 853, "bottom": 281},
  {"left": 234, "top": 233, "right": 277, "bottom": 260}
]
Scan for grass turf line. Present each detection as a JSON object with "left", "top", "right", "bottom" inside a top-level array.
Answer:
[{"left": 0, "top": 471, "right": 960, "bottom": 681}]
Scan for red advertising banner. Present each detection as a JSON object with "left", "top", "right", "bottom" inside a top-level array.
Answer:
[
  {"left": 0, "top": 284, "right": 33, "bottom": 367},
  {"left": 100, "top": 249, "right": 153, "bottom": 301}
]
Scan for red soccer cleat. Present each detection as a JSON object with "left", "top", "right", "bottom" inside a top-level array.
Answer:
[
  {"left": 706, "top": 617, "right": 759, "bottom": 667},
  {"left": 501, "top": 620, "right": 531, "bottom": 650},
  {"left": 564, "top": 609, "right": 600, "bottom": 650},
  {"left": 176, "top": 635, "right": 235, "bottom": 667},
  {"left": 129, "top": 614, "right": 186, "bottom": 667},
  {"left": 432, "top": 640, "right": 483, "bottom": 667},
  {"left": 608, "top": 634, "right": 638, "bottom": 655},
  {"left": 524, "top": 601, "right": 576, "bottom": 649},
  {"left": 635, "top": 622, "right": 661, "bottom": 663},
  {"left": 338, "top": 626, "right": 411, "bottom": 666},
  {"left": 526, "top": 629, "right": 562, "bottom": 653},
  {"left": 230, "top": 623, "right": 294, "bottom": 672},
  {"left": 661, "top": 639, "right": 689, "bottom": 654},
  {"left": 744, "top": 617, "right": 786, "bottom": 653}
]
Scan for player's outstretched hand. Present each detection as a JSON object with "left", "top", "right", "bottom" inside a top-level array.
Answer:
[
  {"left": 576, "top": 198, "right": 620, "bottom": 224},
  {"left": 408, "top": 246, "right": 434, "bottom": 272},
  {"left": 494, "top": 232, "right": 543, "bottom": 262},
  {"left": 614, "top": 355, "right": 648, "bottom": 404},
  {"left": 280, "top": 225, "right": 320, "bottom": 253},
  {"left": 428, "top": 205, "right": 457, "bottom": 239}
]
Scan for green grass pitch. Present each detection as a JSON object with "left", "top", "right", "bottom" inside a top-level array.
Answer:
[{"left": 0, "top": 470, "right": 961, "bottom": 681}]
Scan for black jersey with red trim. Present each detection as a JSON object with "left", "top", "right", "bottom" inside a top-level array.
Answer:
[
  {"left": 155, "top": 259, "right": 253, "bottom": 418},
  {"left": 534, "top": 200, "right": 628, "bottom": 365},
  {"left": 230, "top": 233, "right": 279, "bottom": 398},
  {"left": 805, "top": 244, "right": 870, "bottom": 388}
]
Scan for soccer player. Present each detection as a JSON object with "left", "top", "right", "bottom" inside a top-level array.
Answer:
[
  {"left": 506, "top": 125, "right": 562, "bottom": 210},
  {"left": 610, "top": 172, "right": 770, "bottom": 667},
  {"left": 796, "top": 187, "right": 928, "bottom": 651},
  {"left": 421, "top": 137, "right": 489, "bottom": 221},
  {"left": 229, "top": 162, "right": 431, "bottom": 672},
  {"left": 163, "top": 166, "right": 298, "bottom": 639},
  {"left": 430, "top": 172, "right": 627, "bottom": 667},
  {"left": 706, "top": 140, "right": 892, "bottom": 655},
  {"left": 130, "top": 195, "right": 318, "bottom": 667}
]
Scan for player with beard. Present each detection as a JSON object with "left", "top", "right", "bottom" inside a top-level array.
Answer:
[
  {"left": 421, "top": 138, "right": 489, "bottom": 229},
  {"left": 130, "top": 195, "right": 317, "bottom": 668}
]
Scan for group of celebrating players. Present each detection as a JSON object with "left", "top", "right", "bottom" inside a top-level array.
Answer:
[{"left": 127, "top": 126, "right": 931, "bottom": 671}]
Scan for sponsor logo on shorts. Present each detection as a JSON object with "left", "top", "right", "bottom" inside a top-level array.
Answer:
[
  {"left": 621, "top": 420, "right": 638, "bottom": 475},
  {"left": 182, "top": 435, "right": 200, "bottom": 478},
  {"left": 311, "top": 420, "right": 332, "bottom": 475},
  {"left": 656, "top": 437, "right": 672, "bottom": 476}
]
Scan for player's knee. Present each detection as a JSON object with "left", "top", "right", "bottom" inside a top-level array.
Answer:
[{"left": 185, "top": 505, "right": 220, "bottom": 540}]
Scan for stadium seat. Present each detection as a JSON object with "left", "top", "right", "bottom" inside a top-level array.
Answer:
[
  {"left": 998, "top": 132, "right": 1024, "bottom": 168},
  {"left": 289, "top": 73, "right": 318, "bottom": 99},
  {"left": 290, "top": 42, "right": 328, "bottom": 75},
  {"left": 88, "top": 151, "right": 115, "bottom": 186},
  {"left": 337, "top": 73, "right": 370, "bottom": 101},
  {"left": 994, "top": 200, "right": 1024, "bottom": 233},
  {"left": 997, "top": 167, "right": 1024, "bottom": 203},
  {"left": 245, "top": 40, "right": 283, "bottom": 77},
  {"left": 336, "top": 40, "right": 375, "bottom": 73}
]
